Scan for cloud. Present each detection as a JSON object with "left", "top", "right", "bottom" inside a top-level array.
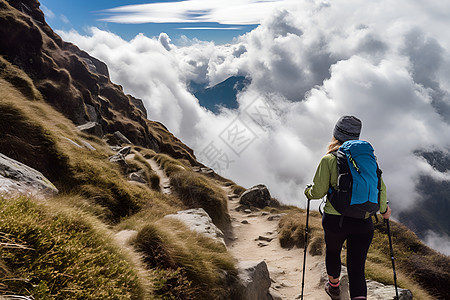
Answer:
[
  {"left": 60, "top": 14, "right": 70, "bottom": 25},
  {"left": 41, "top": 5, "right": 55, "bottom": 19},
  {"left": 178, "top": 27, "right": 243, "bottom": 30},
  {"left": 423, "top": 231, "right": 450, "bottom": 256},
  {"left": 158, "top": 32, "right": 172, "bottom": 51},
  {"left": 98, "top": 0, "right": 298, "bottom": 25},
  {"left": 59, "top": 0, "right": 450, "bottom": 226}
]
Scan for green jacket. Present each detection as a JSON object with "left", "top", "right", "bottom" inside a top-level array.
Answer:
[{"left": 305, "top": 153, "right": 387, "bottom": 216}]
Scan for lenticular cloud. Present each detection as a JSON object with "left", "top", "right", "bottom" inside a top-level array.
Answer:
[{"left": 59, "top": 0, "right": 450, "bottom": 248}]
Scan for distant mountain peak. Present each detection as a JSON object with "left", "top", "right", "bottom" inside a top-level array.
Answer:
[{"left": 190, "top": 75, "right": 251, "bottom": 113}]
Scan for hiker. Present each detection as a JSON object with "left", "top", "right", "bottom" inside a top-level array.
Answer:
[{"left": 304, "top": 116, "right": 391, "bottom": 300}]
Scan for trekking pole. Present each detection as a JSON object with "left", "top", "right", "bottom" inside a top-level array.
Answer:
[
  {"left": 385, "top": 218, "right": 399, "bottom": 299},
  {"left": 301, "top": 185, "right": 312, "bottom": 300}
]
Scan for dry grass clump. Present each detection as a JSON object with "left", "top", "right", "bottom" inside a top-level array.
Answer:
[
  {"left": 0, "top": 196, "right": 145, "bottom": 299},
  {"left": 231, "top": 184, "right": 247, "bottom": 196},
  {"left": 170, "top": 170, "right": 230, "bottom": 231},
  {"left": 278, "top": 213, "right": 306, "bottom": 249},
  {"left": 0, "top": 56, "right": 42, "bottom": 100},
  {"left": 133, "top": 219, "right": 237, "bottom": 300},
  {"left": 0, "top": 102, "right": 71, "bottom": 185},
  {"left": 278, "top": 211, "right": 324, "bottom": 255},
  {"left": 153, "top": 153, "right": 189, "bottom": 176}
]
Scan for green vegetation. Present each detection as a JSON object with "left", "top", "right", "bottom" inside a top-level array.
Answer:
[
  {"left": 134, "top": 219, "right": 237, "bottom": 299},
  {"left": 170, "top": 170, "right": 230, "bottom": 231},
  {"left": 153, "top": 153, "right": 189, "bottom": 176},
  {"left": 278, "top": 209, "right": 323, "bottom": 253},
  {"left": 0, "top": 56, "right": 41, "bottom": 100}
]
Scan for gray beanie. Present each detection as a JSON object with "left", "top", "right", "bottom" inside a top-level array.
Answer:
[{"left": 333, "top": 116, "right": 362, "bottom": 142}]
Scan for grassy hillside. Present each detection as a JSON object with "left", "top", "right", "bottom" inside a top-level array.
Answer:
[{"left": 0, "top": 74, "right": 237, "bottom": 299}]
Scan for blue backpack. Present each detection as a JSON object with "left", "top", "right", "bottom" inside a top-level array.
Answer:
[{"left": 328, "top": 140, "right": 382, "bottom": 219}]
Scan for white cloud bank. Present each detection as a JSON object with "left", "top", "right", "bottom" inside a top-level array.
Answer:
[
  {"left": 59, "top": 0, "right": 450, "bottom": 252},
  {"left": 99, "top": 0, "right": 298, "bottom": 25},
  {"left": 424, "top": 231, "right": 450, "bottom": 256}
]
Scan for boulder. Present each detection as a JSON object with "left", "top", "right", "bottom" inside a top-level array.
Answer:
[
  {"left": 77, "top": 121, "right": 103, "bottom": 137},
  {"left": 118, "top": 146, "right": 132, "bottom": 156},
  {"left": 164, "top": 208, "right": 225, "bottom": 245},
  {"left": 109, "top": 153, "right": 128, "bottom": 170},
  {"left": 113, "top": 131, "right": 132, "bottom": 145},
  {"left": 239, "top": 184, "right": 272, "bottom": 208},
  {"left": 0, "top": 153, "right": 58, "bottom": 197},
  {"left": 109, "top": 146, "right": 132, "bottom": 170},
  {"left": 128, "top": 172, "right": 147, "bottom": 184},
  {"left": 366, "top": 281, "right": 413, "bottom": 300},
  {"left": 237, "top": 260, "right": 272, "bottom": 300}
]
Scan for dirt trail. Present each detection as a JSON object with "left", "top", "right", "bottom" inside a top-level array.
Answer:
[
  {"left": 225, "top": 188, "right": 329, "bottom": 299},
  {"left": 147, "top": 158, "right": 172, "bottom": 194}
]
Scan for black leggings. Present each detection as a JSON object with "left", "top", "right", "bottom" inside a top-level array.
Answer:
[{"left": 322, "top": 214, "right": 374, "bottom": 298}]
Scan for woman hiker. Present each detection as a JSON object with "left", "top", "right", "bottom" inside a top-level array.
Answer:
[{"left": 304, "top": 116, "right": 391, "bottom": 300}]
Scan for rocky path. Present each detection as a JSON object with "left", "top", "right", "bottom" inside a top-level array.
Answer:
[
  {"left": 146, "top": 158, "right": 172, "bottom": 194},
  {"left": 225, "top": 188, "right": 329, "bottom": 299}
]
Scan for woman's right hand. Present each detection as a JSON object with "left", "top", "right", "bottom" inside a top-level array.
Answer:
[{"left": 381, "top": 205, "right": 391, "bottom": 219}]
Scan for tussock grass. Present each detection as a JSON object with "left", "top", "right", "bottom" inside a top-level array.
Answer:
[
  {"left": 134, "top": 219, "right": 237, "bottom": 300},
  {"left": 0, "top": 56, "right": 42, "bottom": 100},
  {"left": 170, "top": 170, "right": 230, "bottom": 231},
  {"left": 0, "top": 102, "right": 72, "bottom": 185},
  {"left": 153, "top": 153, "right": 189, "bottom": 176},
  {"left": 0, "top": 196, "right": 145, "bottom": 299},
  {"left": 278, "top": 211, "right": 324, "bottom": 254},
  {"left": 231, "top": 184, "right": 246, "bottom": 196}
]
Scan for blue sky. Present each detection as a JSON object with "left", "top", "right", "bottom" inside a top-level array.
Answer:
[{"left": 38, "top": 0, "right": 274, "bottom": 44}]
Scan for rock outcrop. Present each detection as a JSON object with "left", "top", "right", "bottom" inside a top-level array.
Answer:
[
  {"left": 237, "top": 260, "right": 273, "bottom": 300},
  {"left": 164, "top": 208, "right": 225, "bottom": 246},
  {"left": 0, "top": 153, "right": 58, "bottom": 197},
  {"left": 239, "top": 184, "right": 272, "bottom": 208},
  {"left": 77, "top": 121, "right": 103, "bottom": 137},
  {"left": 109, "top": 145, "right": 132, "bottom": 170}
]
